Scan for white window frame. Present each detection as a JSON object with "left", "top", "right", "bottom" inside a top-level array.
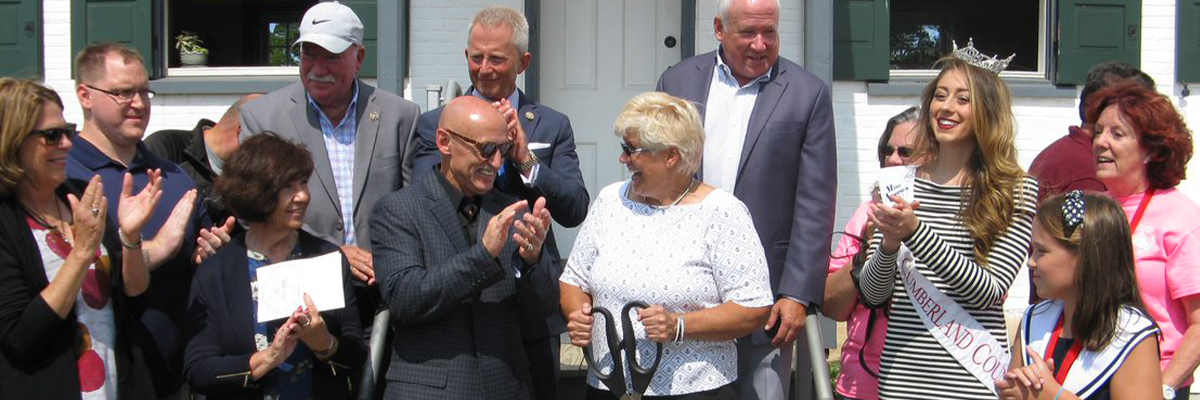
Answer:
[{"left": 163, "top": 0, "right": 306, "bottom": 78}]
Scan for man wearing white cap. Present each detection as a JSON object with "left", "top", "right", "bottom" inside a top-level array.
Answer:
[{"left": 240, "top": 1, "right": 420, "bottom": 328}]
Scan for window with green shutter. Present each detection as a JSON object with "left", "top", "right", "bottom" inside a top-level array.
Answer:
[
  {"left": 833, "top": 0, "right": 1142, "bottom": 85},
  {"left": 833, "top": 0, "right": 889, "bottom": 81},
  {"left": 71, "top": 0, "right": 379, "bottom": 79},
  {"left": 1056, "top": 0, "right": 1141, "bottom": 85},
  {"left": 342, "top": 0, "right": 378, "bottom": 77},
  {"left": 0, "top": 0, "right": 42, "bottom": 79},
  {"left": 71, "top": 0, "right": 156, "bottom": 78},
  {"left": 1178, "top": 1, "right": 1200, "bottom": 82}
]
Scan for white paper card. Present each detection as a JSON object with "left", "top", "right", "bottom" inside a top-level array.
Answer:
[
  {"left": 255, "top": 251, "right": 345, "bottom": 323},
  {"left": 878, "top": 165, "right": 918, "bottom": 207}
]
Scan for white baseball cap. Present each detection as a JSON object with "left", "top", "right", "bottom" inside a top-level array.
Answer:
[{"left": 294, "top": 2, "right": 364, "bottom": 54}]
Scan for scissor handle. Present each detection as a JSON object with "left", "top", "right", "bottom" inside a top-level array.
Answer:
[
  {"left": 582, "top": 306, "right": 627, "bottom": 396},
  {"left": 621, "top": 301, "right": 663, "bottom": 396}
]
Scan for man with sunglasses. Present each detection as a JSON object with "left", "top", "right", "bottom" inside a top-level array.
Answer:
[
  {"left": 410, "top": 7, "right": 588, "bottom": 400},
  {"left": 67, "top": 42, "right": 219, "bottom": 399},
  {"left": 373, "top": 96, "right": 557, "bottom": 400}
]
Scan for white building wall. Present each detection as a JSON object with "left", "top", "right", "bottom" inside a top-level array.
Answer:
[{"left": 409, "top": 0, "right": 523, "bottom": 112}]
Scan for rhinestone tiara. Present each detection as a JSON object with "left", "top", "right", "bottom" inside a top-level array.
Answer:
[{"left": 952, "top": 38, "right": 1015, "bottom": 74}]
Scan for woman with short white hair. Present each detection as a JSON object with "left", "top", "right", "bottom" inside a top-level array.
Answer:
[{"left": 560, "top": 92, "right": 773, "bottom": 400}]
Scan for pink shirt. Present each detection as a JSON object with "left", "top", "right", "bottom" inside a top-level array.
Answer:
[
  {"left": 1116, "top": 188, "right": 1200, "bottom": 383},
  {"left": 828, "top": 201, "right": 887, "bottom": 400}
]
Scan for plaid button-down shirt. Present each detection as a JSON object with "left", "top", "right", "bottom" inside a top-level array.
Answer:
[{"left": 307, "top": 82, "right": 360, "bottom": 245}]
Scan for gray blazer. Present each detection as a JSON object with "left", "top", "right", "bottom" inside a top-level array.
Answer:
[
  {"left": 239, "top": 81, "right": 420, "bottom": 250},
  {"left": 657, "top": 51, "right": 837, "bottom": 343},
  {"left": 370, "top": 172, "right": 557, "bottom": 400}
]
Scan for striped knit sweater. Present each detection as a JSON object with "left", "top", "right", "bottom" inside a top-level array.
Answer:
[{"left": 860, "top": 176, "right": 1038, "bottom": 399}]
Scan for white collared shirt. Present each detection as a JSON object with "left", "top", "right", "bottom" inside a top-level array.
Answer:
[{"left": 702, "top": 49, "right": 772, "bottom": 193}]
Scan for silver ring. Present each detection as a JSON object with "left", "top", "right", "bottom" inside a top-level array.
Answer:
[
  {"left": 299, "top": 315, "right": 310, "bottom": 327},
  {"left": 525, "top": 243, "right": 535, "bottom": 251},
  {"left": 90, "top": 208, "right": 100, "bottom": 217}
]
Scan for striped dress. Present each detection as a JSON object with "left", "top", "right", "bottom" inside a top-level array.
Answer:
[{"left": 859, "top": 176, "right": 1038, "bottom": 399}]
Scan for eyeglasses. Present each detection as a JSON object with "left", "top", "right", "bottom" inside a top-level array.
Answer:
[
  {"left": 878, "top": 145, "right": 914, "bottom": 159},
  {"left": 446, "top": 129, "right": 513, "bottom": 158},
  {"left": 85, "top": 84, "right": 155, "bottom": 104},
  {"left": 30, "top": 123, "right": 77, "bottom": 145},
  {"left": 620, "top": 142, "right": 649, "bottom": 157}
]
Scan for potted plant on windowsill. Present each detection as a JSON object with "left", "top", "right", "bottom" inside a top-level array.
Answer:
[{"left": 176, "top": 31, "right": 208, "bottom": 67}]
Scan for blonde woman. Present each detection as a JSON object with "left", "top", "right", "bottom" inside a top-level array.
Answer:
[{"left": 561, "top": 92, "right": 772, "bottom": 399}]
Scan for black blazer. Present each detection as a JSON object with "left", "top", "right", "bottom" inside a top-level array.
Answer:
[
  {"left": 0, "top": 179, "right": 156, "bottom": 399},
  {"left": 411, "top": 90, "right": 589, "bottom": 341},
  {"left": 184, "top": 231, "right": 365, "bottom": 400},
  {"left": 370, "top": 172, "right": 559, "bottom": 400}
]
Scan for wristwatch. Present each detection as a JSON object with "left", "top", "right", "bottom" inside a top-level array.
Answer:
[
  {"left": 1164, "top": 384, "right": 1176, "bottom": 400},
  {"left": 518, "top": 149, "right": 540, "bottom": 174}
]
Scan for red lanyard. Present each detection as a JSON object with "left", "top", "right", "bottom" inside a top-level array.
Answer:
[
  {"left": 1044, "top": 314, "right": 1084, "bottom": 384},
  {"left": 1128, "top": 188, "right": 1156, "bottom": 234}
]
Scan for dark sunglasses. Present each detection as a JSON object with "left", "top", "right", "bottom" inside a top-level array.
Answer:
[
  {"left": 30, "top": 123, "right": 77, "bottom": 145},
  {"left": 878, "top": 145, "right": 914, "bottom": 159},
  {"left": 446, "top": 129, "right": 513, "bottom": 158},
  {"left": 620, "top": 142, "right": 649, "bottom": 157}
]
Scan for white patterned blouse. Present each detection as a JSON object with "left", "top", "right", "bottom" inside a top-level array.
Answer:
[{"left": 560, "top": 180, "right": 773, "bottom": 396}]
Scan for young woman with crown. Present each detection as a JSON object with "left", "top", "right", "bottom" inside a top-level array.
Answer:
[
  {"left": 857, "top": 40, "right": 1040, "bottom": 399},
  {"left": 995, "top": 191, "right": 1161, "bottom": 400}
]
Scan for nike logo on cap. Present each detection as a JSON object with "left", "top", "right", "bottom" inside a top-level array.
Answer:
[{"left": 312, "top": 19, "right": 330, "bottom": 25}]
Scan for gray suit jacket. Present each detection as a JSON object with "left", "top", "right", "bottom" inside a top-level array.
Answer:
[
  {"left": 411, "top": 89, "right": 589, "bottom": 339},
  {"left": 370, "top": 172, "right": 557, "bottom": 400},
  {"left": 240, "top": 81, "right": 420, "bottom": 251},
  {"left": 657, "top": 50, "right": 837, "bottom": 342}
]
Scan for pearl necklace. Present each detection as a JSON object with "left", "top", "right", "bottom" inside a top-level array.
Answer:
[{"left": 630, "top": 178, "right": 698, "bottom": 208}]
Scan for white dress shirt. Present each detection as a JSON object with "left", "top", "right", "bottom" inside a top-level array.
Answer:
[{"left": 702, "top": 49, "right": 772, "bottom": 193}]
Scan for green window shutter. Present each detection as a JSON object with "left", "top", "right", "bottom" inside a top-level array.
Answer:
[
  {"left": 342, "top": 0, "right": 377, "bottom": 78},
  {"left": 71, "top": 0, "right": 156, "bottom": 79},
  {"left": 0, "top": 0, "right": 41, "bottom": 79},
  {"left": 1056, "top": 0, "right": 1141, "bottom": 85},
  {"left": 833, "top": 0, "right": 889, "bottom": 81},
  {"left": 1179, "top": 1, "right": 1200, "bottom": 82}
]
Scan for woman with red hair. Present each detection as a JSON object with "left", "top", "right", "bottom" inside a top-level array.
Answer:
[{"left": 1088, "top": 81, "right": 1198, "bottom": 400}]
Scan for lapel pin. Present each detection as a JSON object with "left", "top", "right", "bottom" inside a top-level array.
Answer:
[
  {"left": 525, "top": 111, "right": 535, "bottom": 121},
  {"left": 369, "top": 111, "right": 380, "bottom": 122}
]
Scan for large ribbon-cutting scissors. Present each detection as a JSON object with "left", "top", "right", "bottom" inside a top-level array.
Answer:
[{"left": 583, "top": 301, "right": 664, "bottom": 400}]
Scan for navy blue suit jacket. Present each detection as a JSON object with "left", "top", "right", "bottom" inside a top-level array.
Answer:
[
  {"left": 411, "top": 90, "right": 588, "bottom": 339},
  {"left": 657, "top": 50, "right": 837, "bottom": 343}
]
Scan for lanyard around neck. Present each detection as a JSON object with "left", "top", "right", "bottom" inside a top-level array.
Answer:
[
  {"left": 1044, "top": 314, "right": 1084, "bottom": 384},
  {"left": 1128, "top": 188, "right": 1156, "bottom": 233}
]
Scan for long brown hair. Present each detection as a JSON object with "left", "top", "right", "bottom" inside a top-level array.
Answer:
[
  {"left": 1036, "top": 192, "right": 1146, "bottom": 350},
  {"left": 911, "top": 57, "right": 1034, "bottom": 265}
]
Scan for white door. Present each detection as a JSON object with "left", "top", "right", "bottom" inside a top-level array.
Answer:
[{"left": 539, "top": 0, "right": 682, "bottom": 255}]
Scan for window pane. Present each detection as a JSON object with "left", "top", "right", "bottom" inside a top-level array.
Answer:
[
  {"left": 890, "top": 0, "right": 1039, "bottom": 72},
  {"left": 169, "top": 0, "right": 316, "bottom": 68}
]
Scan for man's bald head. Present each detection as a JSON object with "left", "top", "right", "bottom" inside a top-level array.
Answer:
[
  {"left": 437, "top": 96, "right": 512, "bottom": 196},
  {"left": 438, "top": 96, "right": 506, "bottom": 135},
  {"left": 207, "top": 93, "right": 264, "bottom": 163}
]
